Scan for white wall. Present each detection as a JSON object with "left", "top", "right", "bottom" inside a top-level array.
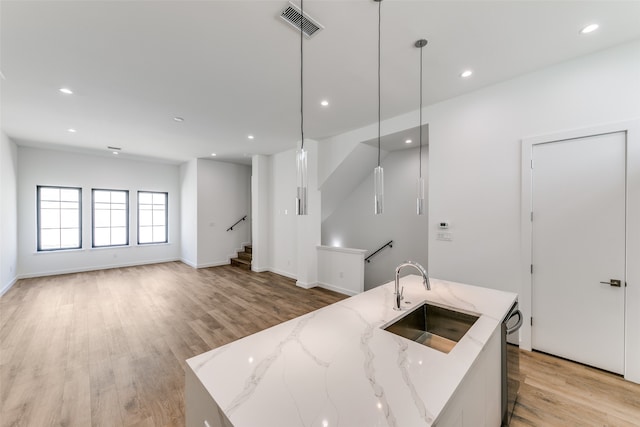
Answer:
[
  {"left": 269, "top": 148, "right": 298, "bottom": 278},
  {"left": 320, "top": 143, "right": 381, "bottom": 222},
  {"left": 317, "top": 245, "right": 366, "bottom": 296},
  {"left": 427, "top": 40, "right": 640, "bottom": 292},
  {"left": 17, "top": 146, "right": 181, "bottom": 277},
  {"left": 196, "top": 158, "right": 251, "bottom": 267},
  {"left": 0, "top": 132, "right": 18, "bottom": 294},
  {"left": 322, "top": 147, "right": 429, "bottom": 290},
  {"left": 180, "top": 159, "right": 198, "bottom": 267},
  {"left": 627, "top": 120, "right": 640, "bottom": 382}
]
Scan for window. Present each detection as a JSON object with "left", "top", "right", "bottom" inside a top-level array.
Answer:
[
  {"left": 138, "top": 191, "right": 168, "bottom": 244},
  {"left": 92, "top": 189, "right": 129, "bottom": 247},
  {"left": 37, "top": 186, "right": 82, "bottom": 251}
]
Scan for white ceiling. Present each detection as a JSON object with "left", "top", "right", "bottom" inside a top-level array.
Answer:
[{"left": 2, "top": 1, "right": 640, "bottom": 164}]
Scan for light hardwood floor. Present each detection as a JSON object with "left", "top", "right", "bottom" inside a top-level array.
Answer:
[
  {"left": 512, "top": 350, "right": 640, "bottom": 427},
  {"left": 1, "top": 262, "right": 639, "bottom": 426}
]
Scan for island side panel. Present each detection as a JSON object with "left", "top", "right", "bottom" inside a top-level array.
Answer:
[
  {"left": 433, "top": 326, "right": 501, "bottom": 427},
  {"left": 186, "top": 365, "right": 233, "bottom": 427}
]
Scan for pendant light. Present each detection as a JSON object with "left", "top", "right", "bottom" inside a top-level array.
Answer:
[
  {"left": 415, "top": 39, "right": 428, "bottom": 215},
  {"left": 373, "top": 0, "right": 384, "bottom": 215},
  {"left": 295, "top": 0, "right": 308, "bottom": 215}
]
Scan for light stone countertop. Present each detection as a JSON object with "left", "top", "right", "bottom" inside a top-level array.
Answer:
[{"left": 186, "top": 275, "right": 518, "bottom": 427}]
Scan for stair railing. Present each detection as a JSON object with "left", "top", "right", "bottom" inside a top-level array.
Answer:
[
  {"left": 226, "top": 215, "right": 247, "bottom": 231},
  {"left": 365, "top": 240, "right": 393, "bottom": 263}
]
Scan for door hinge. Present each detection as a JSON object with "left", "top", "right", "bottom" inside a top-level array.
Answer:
[
  {"left": 530, "top": 159, "right": 533, "bottom": 169},
  {"left": 530, "top": 211, "right": 533, "bottom": 221},
  {"left": 530, "top": 264, "right": 533, "bottom": 274},
  {"left": 531, "top": 317, "right": 533, "bottom": 326}
]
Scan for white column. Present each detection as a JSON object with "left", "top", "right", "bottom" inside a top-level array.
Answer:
[
  {"left": 296, "top": 140, "right": 321, "bottom": 289},
  {"left": 251, "top": 155, "right": 271, "bottom": 272}
]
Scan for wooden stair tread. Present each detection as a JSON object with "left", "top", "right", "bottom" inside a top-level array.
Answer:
[{"left": 231, "top": 245, "right": 252, "bottom": 269}]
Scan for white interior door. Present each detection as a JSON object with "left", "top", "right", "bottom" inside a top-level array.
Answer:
[{"left": 531, "top": 132, "right": 626, "bottom": 374}]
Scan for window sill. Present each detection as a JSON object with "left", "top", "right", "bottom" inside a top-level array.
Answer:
[
  {"left": 34, "top": 243, "right": 172, "bottom": 254},
  {"left": 34, "top": 248, "right": 85, "bottom": 255}
]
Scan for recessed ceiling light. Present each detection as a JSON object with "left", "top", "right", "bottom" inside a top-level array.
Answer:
[
  {"left": 320, "top": 100, "right": 329, "bottom": 107},
  {"left": 405, "top": 139, "right": 412, "bottom": 144},
  {"left": 580, "top": 23, "right": 599, "bottom": 34},
  {"left": 247, "top": 135, "right": 255, "bottom": 140},
  {"left": 211, "top": 153, "right": 217, "bottom": 157},
  {"left": 59, "top": 87, "right": 73, "bottom": 95},
  {"left": 460, "top": 70, "right": 473, "bottom": 78},
  {"left": 67, "top": 128, "right": 76, "bottom": 133},
  {"left": 173, "top": 117, "right": 184, "bottom": 122},
  {"left": 112, "top": 151, "right": 119, "bottom": 155}
]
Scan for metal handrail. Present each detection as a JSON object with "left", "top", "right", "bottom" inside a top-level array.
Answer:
[
  {"left": 365, "top": 240, "right": 393, "bottom": 263},
  {"left": 226, "top": 215, "right": 247, "bottom": 232}
]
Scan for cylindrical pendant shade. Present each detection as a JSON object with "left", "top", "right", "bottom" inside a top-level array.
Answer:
[
  {"left": 416, "top": 176, "right": 425, "bottom": 215},
  {"left": 374, "top": 165, "right": 384, "bottom": 215},
  {"left": 296, "top": 148, "right": 308, "bottom": 215}
]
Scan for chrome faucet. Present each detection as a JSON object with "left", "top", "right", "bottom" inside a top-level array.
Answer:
[{"left": 394, "top": 261, "right": 431, "bottom": 311}]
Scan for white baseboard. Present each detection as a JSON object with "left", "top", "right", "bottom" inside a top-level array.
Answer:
[
  {"left": 180, "top": 258, "right": 197, "bottom": 268},
  {"left": 196, "top": 260, "right": 230, "bottom": 269},
  {"left": 17, "top": 258, "right": 181, "bottom": 280},
  {"left": 269, "top": 268, "right": 297, "bottom": 280},
  {"left": 0, "top": 276, "right": 18, "bottom": 297},
  {"left": 296, "top": 280, "right": 317, "bottom": 290},
  {"left": 316, "top": 281, "right": 359, "bottom": 296}
]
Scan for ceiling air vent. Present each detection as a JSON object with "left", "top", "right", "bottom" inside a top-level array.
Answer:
[{"left": 279, "top": 2, "right": 324, "bottom": 38}]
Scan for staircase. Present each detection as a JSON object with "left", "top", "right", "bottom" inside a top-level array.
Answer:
[{"left": 230, "top": 244, "right": 252, "bottom": 270}]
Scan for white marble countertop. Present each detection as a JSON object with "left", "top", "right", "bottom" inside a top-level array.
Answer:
[{"left": 186, "top": 276, "right": 517, "bottom": 427}]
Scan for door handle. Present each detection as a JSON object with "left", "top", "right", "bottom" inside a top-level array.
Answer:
[{"left": 599, "top": 279, "right": 622, "bottom": 287}]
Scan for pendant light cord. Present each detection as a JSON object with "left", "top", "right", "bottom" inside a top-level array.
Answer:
[
  {"left": 377, "top": 0, "right": 381, "bottom": 167},
  {"left": 300, "top": 0, "right": 304, "bottom": 150},
  {"left": 419, "top": 43, "right": 423, "bottom": 178}
]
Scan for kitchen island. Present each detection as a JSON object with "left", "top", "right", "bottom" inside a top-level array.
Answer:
[{"left": 185, "top": 276, "right": 517, "bottom": 427}]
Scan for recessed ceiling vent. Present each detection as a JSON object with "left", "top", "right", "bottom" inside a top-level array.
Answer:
[{"left": 279, "top": 2, "right": 324, "bottom": 38}]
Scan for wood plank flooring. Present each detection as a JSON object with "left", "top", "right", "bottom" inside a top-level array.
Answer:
[
  {"left": 512, "top": 350, "right": 640, "bottom": 427},
  {"left": 1, "top": 262, "right": 639, "bottom": 426},
  {"left": 0, "top": 262, "right": 345, "bottom": 426}
]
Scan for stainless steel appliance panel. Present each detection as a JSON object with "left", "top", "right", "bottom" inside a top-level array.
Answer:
[{"left": 502, "top": 301, "right": 523, "bottom": 426}]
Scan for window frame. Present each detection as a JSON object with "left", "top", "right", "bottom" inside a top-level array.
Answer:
[
  {"left": 36, "top": 185, "right": 83, "bottom": 252},
  {"left": 91, "top": 188, "right": 130, "bottom": 248},
  {"left": 137, "top": 191, "right": 169, "bottom": 245}
]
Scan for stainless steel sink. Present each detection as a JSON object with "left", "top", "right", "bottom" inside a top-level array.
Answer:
[{"left": 383, "top": 303, "right": 479, "bottom": 353}]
